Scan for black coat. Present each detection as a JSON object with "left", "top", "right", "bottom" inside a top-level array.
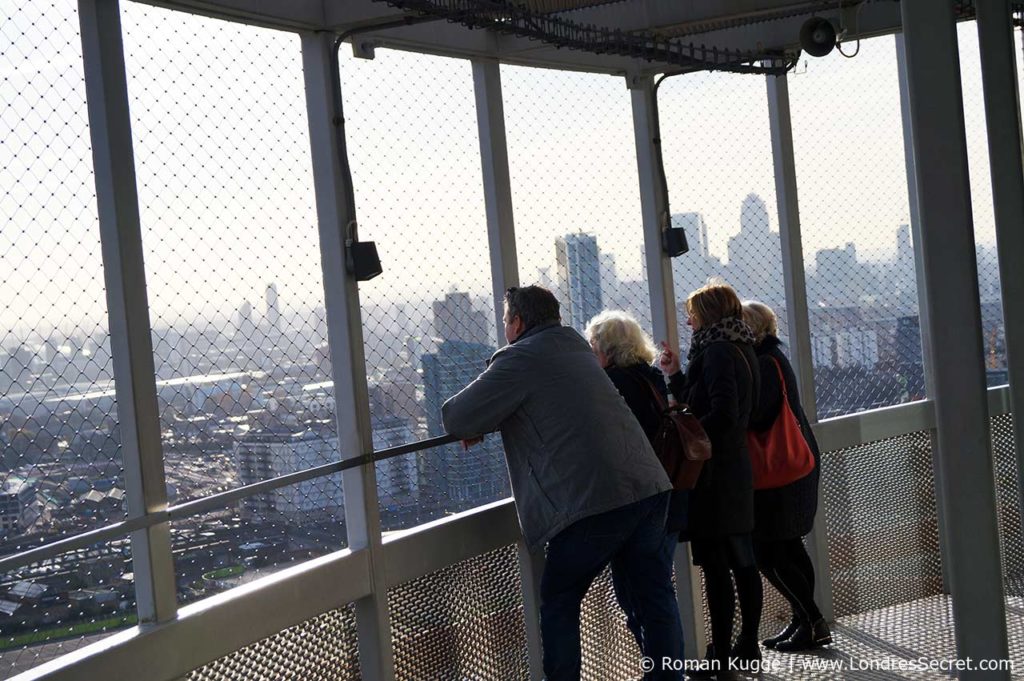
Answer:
[
  {"left": 748, "top": 336, "right": 821, "bottom": 541},
  {"left": 670, "top": 340, "right": 760, "bottom": 538},
  {"left": 605, "top": 362, "right": 687, "bottom": 532}
]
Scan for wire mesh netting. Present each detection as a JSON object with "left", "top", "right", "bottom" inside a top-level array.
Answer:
[
  {"left": 0, "top": 543, "right": 136, "bottom": 679},
  {"left": 658, "top": 70, "right": 789, "bottom": 368},
  {"left": 960, "top": 22, "right": 1009, "bottom": 389},
  {"left": 788, "top": 36, "right": 927, "bottom": 420},
  {"left": 119, "top": 3, "right": 345, "bottom": 601},
  {"left": 339, "top": 46, "right": 510, "bottom": 532},
  {"left": 0, "top": 2, "right": 139, "bottom": 674},
  {"left": 171, "top": 475, "right": 345, "bottom": 607},
  {"left": 821, "top": 430, "right": 943, "bottom": 618},
  {"left": 1, "top": 2, "right": 124, "bottom": 547},
  {"left": 388, "top": 544, "right": 528, "bottom": 680},
  {"left": 502, "top": 66, "right": 651, "bottom": 341},
  {"left": 186, "top": 603, "right": 360, "bottom": 681}
]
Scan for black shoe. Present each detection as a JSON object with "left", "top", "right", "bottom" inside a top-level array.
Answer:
[
  {"left": 762, "top": 619, "right": 800, "bottom": 649},
  {"left": 730, "top": 637, "right": 762, "bottom": 675},
  {"left": 774, "top": 617, "right": 833, "bottom": 652},
  {"left": 686, "top": 645, "right": 720, "bottom": 679}
]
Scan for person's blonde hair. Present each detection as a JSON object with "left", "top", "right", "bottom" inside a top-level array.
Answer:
[
  {"left": 585, "top": 310, "right": 658, "bottom": 367},
  {"left": 742, "top": 300, "right": 779, "bottom": 343},
  {"left": 686, "top": 279, "right": 742, "bottom": 328}
]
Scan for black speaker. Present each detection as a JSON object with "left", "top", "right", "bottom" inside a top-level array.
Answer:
[
  {"left": 662, "top": 226, "right": 689, "bottom": 258},
  {"left": 800, "top": 17, "right": 837, "bottom": 58},
  {"left": 346, "top": 240, "right": 383, "bottom": 281}
]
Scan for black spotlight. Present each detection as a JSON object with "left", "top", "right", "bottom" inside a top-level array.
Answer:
[{"left": 800, "top": 17, "right": 837, "bottom": 58}]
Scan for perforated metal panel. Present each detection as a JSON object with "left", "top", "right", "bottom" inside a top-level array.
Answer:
[
  {"left": 992, "top": 413, "right": 1024, "bottom": 594},
  {"left": 579, "top": 566, "right": 641, "bottom": 680},
  {"left": 821, "top": 431, "right": 943, "bottom": 617},
  {"left": 388, "top": 545, "right": 529, "bottom": 680},
  {"left": 186, "top": 605, "right": 359, "bottom": 681}
]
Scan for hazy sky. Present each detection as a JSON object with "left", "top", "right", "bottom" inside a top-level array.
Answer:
[{"left": 0, "top": 3, "right": 1013, "bottom": 338}]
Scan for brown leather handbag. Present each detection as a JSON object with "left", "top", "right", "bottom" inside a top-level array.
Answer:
[{"left": 642, "top": 378, "right": 712, "bottom": 490}]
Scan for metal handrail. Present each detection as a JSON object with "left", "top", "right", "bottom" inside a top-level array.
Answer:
[{"left": 0, "top": 433, "right": 461, "bottom": 574}]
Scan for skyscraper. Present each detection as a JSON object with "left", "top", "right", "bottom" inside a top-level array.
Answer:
[
  {"left": 555, "top": 233, "right": 602, "bottom": 332},
  {"left": 419, "top": 292, "right": 507, "bottom": 520},
  {"left": 726, "top": 193, "right": 784, "bottom": 306},
  {"left": 265, "top": 283, "right": 281, "bottom": 335},
  {"left": 432, "top": 291, "right": 489, "bottom": 345}
]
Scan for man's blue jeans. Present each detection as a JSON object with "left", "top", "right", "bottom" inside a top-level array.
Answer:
[{"left": 540, "top": 491, "right": 684, "bottom": 680}]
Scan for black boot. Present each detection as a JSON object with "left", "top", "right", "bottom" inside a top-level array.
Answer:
[
  {"left": 730, "top": 636, "right": 762, "bottom": 673},
  {"left": 761, "top": 618, "right": 800, "bottom": 649},
  {"left": 686, "top": 644, "right": 720, "bottom": 679},
  {"left": 774, "top": 617, "right": 832, "bottom": 652}
]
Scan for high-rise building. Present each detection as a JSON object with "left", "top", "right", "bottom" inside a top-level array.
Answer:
[
  {"left": 669, "top": 213, "right": 726, "bottom": 308},
  {"left": 897, "top": 224, "right": 914, "bottom": 269},
  {"left": 432, "top": 291, "right": 489, "bottom": 345},
  {"left": 422, "top": 339, "right": 509, "bottom": 517},
  {"left": 235, "top": 301, "right": 256, "bottom": 340},
  {"left": 555, "top": 233, "right": 602, "bottom": 332},
  {"left": 234, "top": 425, "right": 343, "bottom": 521},
  {"left": 265, "top": 283, "right": 281, "bottom": 335},
  {"left": 726, "top": 194, "right": 784, "bottom": 306}
]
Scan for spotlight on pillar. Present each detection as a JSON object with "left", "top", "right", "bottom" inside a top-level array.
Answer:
[{"left": 799, "top": 17, "right": 837, "bottom": 58}]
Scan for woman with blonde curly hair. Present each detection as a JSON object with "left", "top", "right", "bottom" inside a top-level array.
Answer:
[{"left": 585, "top": 310, "right": 685, "bottom": 672}]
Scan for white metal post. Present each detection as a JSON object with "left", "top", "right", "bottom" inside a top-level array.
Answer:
[
  {"left": 78, "top": 0, "right": 177, "bottom": 625},
  {"left": 765, "top": 71, "right": 834, "bottom": 622},
  {"left": 901, "top": 2, "right": 1010, "bottom": 675},
  {"left": 301, "top": 32, "right": 395, "bottom": 680},
  {"left": 895, "top": 32, "right": 954, "bottom": 595},
  {"left": 976, "top": 0, "right": 1024, "bottom": 557},
  {"left": 472, "top": 58, "right": 544, "bottom": 680},
  {"left": 473, "top": 60, "right": 521, "bottom": 333},
  {"left": 628, "top": 73, "right": 706, "bottom": 659}
]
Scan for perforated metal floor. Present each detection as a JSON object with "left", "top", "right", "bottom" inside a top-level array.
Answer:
[{"left": 755, "top": 594, "right": 1024, "bottom": 680}]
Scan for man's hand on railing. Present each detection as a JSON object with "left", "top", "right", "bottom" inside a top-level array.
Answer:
[{"left": 461, "top": 436, "right": 484, "bottom": 451}]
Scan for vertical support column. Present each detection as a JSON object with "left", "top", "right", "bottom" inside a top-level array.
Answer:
[
  {"left": 901, "top": 2, "right": 1009, "bottom": 675},
  {"left": 301, "top": 32, "right": 394, "bottom": 681},
  {"left": 976, "top": 0, "right": 1024, "bottom": 553},
  {"left": 473, "top": 60, "right": 521, "bottom": 332},
  {"left": 765, "top": 71, "right": 834, "bottom": 622},
  {"left": 79, "top": 0, "right": 176, "bottom": 625},
  {"left": 472, "top": 58, "right": 543, "bottom": 680},
  {"left": 895, "top": 33, "right": 953, "bottom": 595},
  {"left": 628, "top": 74, "right": 706, "bottom": 658}
]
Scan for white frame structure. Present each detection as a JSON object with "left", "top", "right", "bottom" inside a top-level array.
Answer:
[{"left": 5, "top": 1, "right": 1024, "bottom": 679}]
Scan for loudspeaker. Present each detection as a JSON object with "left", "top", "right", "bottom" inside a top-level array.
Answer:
[
  {"left": 800, "top": 17, "right": 836, "bottom": 58},
  {"left": 346, "top": 240, "right": 383, "bottom": 281},
  {"left": 662, "top": 226, "right": 689, "bottom": 258}
]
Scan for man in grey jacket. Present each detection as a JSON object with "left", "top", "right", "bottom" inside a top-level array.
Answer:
[{"left": 442, "top": 286, "right": 684, "bottom": 680}]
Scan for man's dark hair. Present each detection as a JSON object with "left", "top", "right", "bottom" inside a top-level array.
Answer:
[{"left": 505, "top": 286, "right": 560, "bottom": 331}]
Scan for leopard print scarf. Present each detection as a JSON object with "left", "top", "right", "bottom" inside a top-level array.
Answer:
[{"left": 686, "top": 316, "right": 757, "bottom": 362}]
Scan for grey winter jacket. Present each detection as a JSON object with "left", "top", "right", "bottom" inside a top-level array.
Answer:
[{"left": 441, "top": 322, "right": 672, "bottom": 551}]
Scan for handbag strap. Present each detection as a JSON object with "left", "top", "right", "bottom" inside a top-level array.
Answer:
[{"left": 621, "top": 366, "right": 669, "bottom": 412}]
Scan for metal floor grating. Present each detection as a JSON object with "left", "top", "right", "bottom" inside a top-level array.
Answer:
[{"left": 754, "top": 594, "right": 1024, "bottom": 680}]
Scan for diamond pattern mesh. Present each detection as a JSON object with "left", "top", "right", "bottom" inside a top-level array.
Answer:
[
  {"left": 388, "top": 544, "right": 528, "bottom": 680},
  {"left": 186, "top": 604, "right": 359, "bottom": 681},
  {"left": 822, "top": 431, "right": 943, "bottom": 617},
  {"left": 579, "top": 566, "right": 640, "bottom": 680},
  {"left": 992, "top": 413, "right": 1024, "bottom": 594},
  {"left": 789, "top": 36, "right": 927, "bottom": 418}
]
